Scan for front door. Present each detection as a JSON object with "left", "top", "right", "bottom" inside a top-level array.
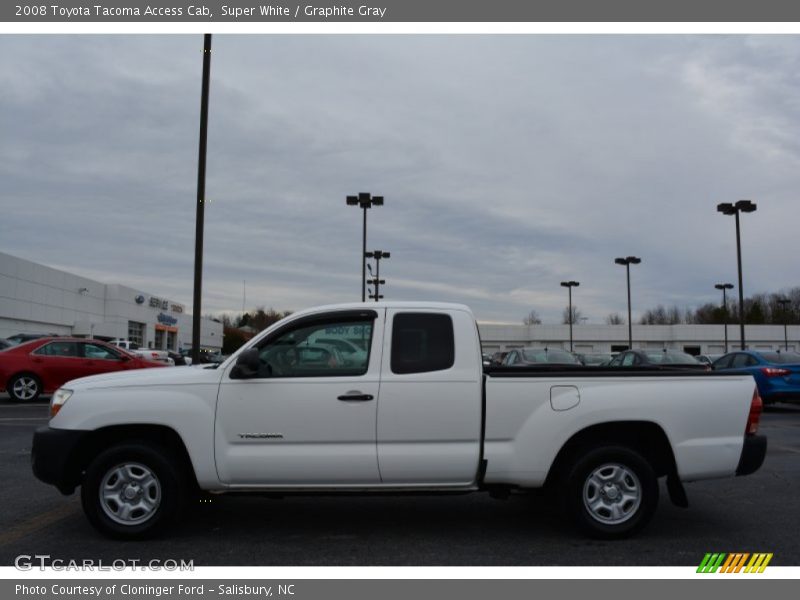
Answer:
[{"left": 215, "top": 309, "right": 384, "bottom": 486}]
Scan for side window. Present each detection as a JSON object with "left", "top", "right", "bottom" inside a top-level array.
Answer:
[
  {"left": 33, "top": 341, "right": 78, "bottom": 357},
  {"left": 713, "top": 354, "right": 733, "bottom": 369},
  {"left": 391, "top": 313, "right": 455, "bottom": 375},
  {"left": 732, "top": 354, "right": 752, "bottom": 369},
  {"left": 608, "top": 354, "right": 623, "bottom": 367},
  {"left": 82, "top": 343, "right": 120, "bottom": 360},
  {"left": 621, "top": 353, "right": 636, "bottom": 367},
  {"left": 745, "top": 355, "right": 759, "bottom": 367},
  {"left": 256, "top": 318, "right": 373, "bottom": 378}
]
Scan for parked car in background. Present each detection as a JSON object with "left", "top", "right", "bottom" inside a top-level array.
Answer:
[
  {"left": 309, "top": 336, "right": 369, "bottom": 367},
  {"left": 712, "top": 350, "right": 800, "bottom": 405},
  {"left": 490, "top": 351, "right": 509, "bottom": 366},
  {"left": 108, "top": 339, "right": 173, "bottom": 365},
  {"left": 695, "top": 354, "right": 723, "bottom": 366},
  {"left": 0, "top": 339, "right": 12, "bottom": 351},
  {"left": 502, "top": 347, "right": 582, "bottom": 366},
  {"left": 607, "top": 350, "right": 707, "bottom": 370},
  {"left": 5, "top": 333, "right": 59, "bottom": 345},
  {"left": 0, "top": 337, "right": 166, "bottom": 402},
  {"left": 575, "top": 352, "right": 615, "bottom": 366},
  {"left": 167, "top": 351, "right": 189, "bottom": 366}
]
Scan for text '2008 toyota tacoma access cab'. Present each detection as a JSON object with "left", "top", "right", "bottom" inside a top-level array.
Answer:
[{"left": 32, "top": 302, "right": 767, "bottom": 539}]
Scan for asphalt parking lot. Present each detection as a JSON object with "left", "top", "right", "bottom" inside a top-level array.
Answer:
[{"left": 0, "top": 396, "right": 798, "bottom": 567}]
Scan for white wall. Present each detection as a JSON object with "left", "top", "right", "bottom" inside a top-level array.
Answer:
[{"left": 0, "top": 252, "right": 222, "bottom": 350}]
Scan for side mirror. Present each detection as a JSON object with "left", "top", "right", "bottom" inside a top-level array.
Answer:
[{"left": 230, "top": 348, "right": 262, "bottom": 379}]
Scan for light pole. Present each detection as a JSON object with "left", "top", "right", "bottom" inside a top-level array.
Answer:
[
  {"left": 614, "top": 256, "right": 641, "bottom": 350},
  {"left": 365, "top": 250, "right": 390, "bottom": 301},
  {"left": 717, "top": 200, "right": 757, "bottom": 350},
  {"left": 346, "top": 193, "right": 384, "bottom": 302},
  {"left": 715, "top": 283, "right": 734, "bottom": 353},
  {"left": 777, "top": 298, "right": 791, "bottom": 351},
  {"left": 366, "top": 263, "right": 386, "bottom": 301},
  {"left": 191, "top": 33, "right": 212, "bottom": 365},
  {"left": 560, "top": 280, "right": 579, "bottom": 352}
]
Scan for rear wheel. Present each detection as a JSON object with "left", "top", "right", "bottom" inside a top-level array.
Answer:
[
  {"left": 561, "top": 446, "right": 658, "bottom": 539},
  {"left": 81, "top": 442, "right": 186, "bottom": 539},
  {"left": 7, "top": 374, "right": 41, "bottom": 403}
]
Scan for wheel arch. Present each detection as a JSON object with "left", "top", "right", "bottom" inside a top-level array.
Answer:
[
  {"left": 63, "top": 424, "right": 199, "bottom": 493},
  {"left": 544, "top": 420, "right": 678, "bottom": 487}
]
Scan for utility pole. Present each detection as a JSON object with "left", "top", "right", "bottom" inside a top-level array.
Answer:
[{"left": 192, "top": 33, "right": 212, "bottom": 365}]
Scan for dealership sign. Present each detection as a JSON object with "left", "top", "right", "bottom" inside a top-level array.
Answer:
[
  {"left": 145, "top": 296, "right": 184, "bottom": 313},
  {"left": 157, "top": 313, "right": 178, "bottom": 326}
]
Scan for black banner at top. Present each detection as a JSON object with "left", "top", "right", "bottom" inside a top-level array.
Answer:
[{"left": 5, "top": 0, "right": 800, "bottom": 22}]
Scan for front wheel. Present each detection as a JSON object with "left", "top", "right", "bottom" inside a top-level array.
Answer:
[
  {"left": 81, "top": 442, "right": 186, "bottom": 539},
  {"left": 561, "top": 446, "right": 658, "bottom": 539},
  {"left": 7, "top": 374, "right": 41, "bottom": 402}
]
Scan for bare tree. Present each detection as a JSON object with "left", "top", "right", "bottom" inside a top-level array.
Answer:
[
  {"left": 606, "top": 313, "right": 624, "bottom": 325},
  {"left": 523, "top": 309, "right": 542, "bottom": 325},
  {"left": 562, "top": 305, "right": 583, "bottom": 325}
]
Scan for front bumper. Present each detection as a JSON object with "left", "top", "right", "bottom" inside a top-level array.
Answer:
[
  {"left": 31, "top": 426, "right": 89, "bottom": 494},
  {"left": 735, "top": 434, "right": 767, "bottom": 476}
]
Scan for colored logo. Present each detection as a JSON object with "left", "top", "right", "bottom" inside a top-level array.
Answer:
[
  {"left": 157, "top": 313, "right": 178, "bottom": 326},
  {"left": 697, "top": 553, "right": 773, "bottom": 573}
]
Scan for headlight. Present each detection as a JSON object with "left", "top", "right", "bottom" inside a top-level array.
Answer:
[{"left": 50, "top": 388, "right": 73, "bottom": 418}]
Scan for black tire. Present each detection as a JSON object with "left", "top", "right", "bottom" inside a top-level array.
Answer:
[
  {"left": 81, "top": 442, "right": 186, "bottom": 539},
  {"left": 7, "top": 373, "right": 42, "bottom": 403},
  {"left": 560, "top": 445, "right": 658, "bottom": 539}
]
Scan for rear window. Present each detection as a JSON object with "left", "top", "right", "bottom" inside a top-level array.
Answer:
[
  {"left": 391, "top": 313, "right": 455, "bottom": 374},
  {"left": 761, "top": 352, "right": 800, "bottom": 364}
]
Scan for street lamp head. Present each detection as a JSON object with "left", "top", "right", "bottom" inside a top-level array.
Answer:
[
  {"left": 561, "top": 281, "right": 579, "bottom": 288},
  {"left": 346, "top": 195, "right": 359, "bottom": 206},
  {"left": 777, "top": 298, "right": 791, "bottom": 307},
  {"left": 715, "top": 283, "right": 734, "bottom": 291},
  {"left": 627, "top": 256, "right": 641, "bottom": 265},
  {"left": 614, "top": 257, "right": 626, "bottom": 265},
  {"left": 735, "top": 199, "right": 757, "bottom": 213},
  {"left": 716, "top": 202, "right": 736, "bottom": 215},
  {"left": 372, "top": 196, "right": 384, "bottom": 206}
]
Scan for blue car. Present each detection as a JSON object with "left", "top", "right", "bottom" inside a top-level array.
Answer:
[{"left": 712, "top": 350, "right": 800, "bottom": 405}]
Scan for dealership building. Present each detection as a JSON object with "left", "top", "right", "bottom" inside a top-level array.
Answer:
[
  {"left": 0, "top": 251, "right": 222, "bottom": 351},
  {"left": 2, "top": 250, "right": 796, "bottom": 357},
  {"left": 478, "top": 322, "right": 798, "bottom": 357}
]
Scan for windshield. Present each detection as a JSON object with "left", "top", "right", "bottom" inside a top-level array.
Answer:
[
  {"left": 645, "top": 352, "right": 699, "bottom": 364},
  {"left": 521, "top": 349, "right": 580, "bottom": 364}
]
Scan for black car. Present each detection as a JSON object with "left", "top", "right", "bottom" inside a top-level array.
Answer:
[
  {"left": 575, "top": 352, "right": 616, "bottom": 366},
  {"left": 502, "top": 347, "right": 582, "bottom": 366},
  {"left": 606, "top": 349, "right": 707, "bottom": 370}
]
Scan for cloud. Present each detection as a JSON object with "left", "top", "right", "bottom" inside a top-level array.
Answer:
[{"left": 1, "top": 35, "right": 798, "bottom": 324}]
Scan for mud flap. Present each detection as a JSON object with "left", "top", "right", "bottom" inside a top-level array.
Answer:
[{"left": 667, "top": 473, "right": 689, "bottom": 508}]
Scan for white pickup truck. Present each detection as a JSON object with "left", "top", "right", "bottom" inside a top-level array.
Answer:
[
  {"left": 32, "top": 302, "right": 766, "bottom": 540},
  {"left": 108, "top": 339, "right": 173, "bottom": 365}
]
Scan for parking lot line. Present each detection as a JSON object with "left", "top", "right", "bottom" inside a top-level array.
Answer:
[{"left": 0, "top": 504, "right": 80, "bottom": 548}]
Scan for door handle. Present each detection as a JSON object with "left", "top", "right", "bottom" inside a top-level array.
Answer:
[{"left": 337, "top": 393, "right": 374, "bottom": 402}]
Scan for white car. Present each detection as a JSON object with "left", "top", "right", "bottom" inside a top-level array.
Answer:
[{"left": 33, "top": 302, "right": 765, "bottom": 540}]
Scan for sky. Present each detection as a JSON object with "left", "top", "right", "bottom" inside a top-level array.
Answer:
[{"left": 1, "top": 34, "right": 798, "bottom": 324}]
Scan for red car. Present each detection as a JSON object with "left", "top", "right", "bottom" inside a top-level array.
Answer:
[{"left": 0, "top": 337, "right": 166, "bottom": 402}]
